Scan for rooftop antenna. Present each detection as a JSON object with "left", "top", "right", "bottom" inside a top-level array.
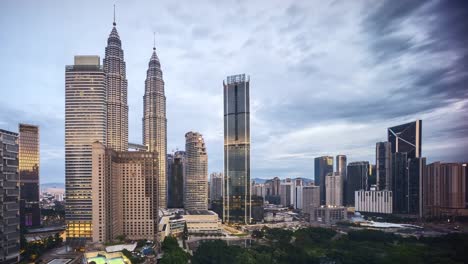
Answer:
[
  {"left": 113, "top": 4, "right": 116, "bottom": 26},
  {"left": 153, "top": 32, "right": 156, "bottom": 51}
]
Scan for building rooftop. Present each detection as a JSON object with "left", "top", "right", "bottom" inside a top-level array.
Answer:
[{"left": 186, "top": 210, "right": 215, "bottom": 215}]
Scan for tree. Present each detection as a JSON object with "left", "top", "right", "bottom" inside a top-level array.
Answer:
[
  {"left": 162, "top": 236, "right": 179, "bottom": 252},
  {"left": 183, "top": 222, "right": 189, "bottom": 241},
  {"left": 115, "top": 234, "right": 127, "bottom": 243},
  {"left": 251, "top": 230, "right": 264, "bottom": 239}
]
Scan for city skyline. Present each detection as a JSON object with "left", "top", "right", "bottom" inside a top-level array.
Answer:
[{"left": 1, "top": 1, "right": 468, "bottom": 183}]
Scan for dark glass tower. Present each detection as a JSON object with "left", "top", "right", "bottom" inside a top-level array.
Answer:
[
  {"left": 392, "top": 152, "right": 408, "bottom": 213},
  {"left": 376, "top": 141, "right": 392, "bottom": 190},
  {"left": 314, "top": 156, "right": 333, "bottom": 205},
  {"left": 167, "top": 151, "right": 185, "bottom": 208},
  {"left": 346, "top": 161, "right": 369, "bottom": 206},
  {"left": 388, "top": 120, "right": 421, "bottom": 159},
  {"left": 223, "top": 74, "right": 251, "bottom": 224},
  {"left": 19, "top": 124, "right": 40, "bottom": 227}
]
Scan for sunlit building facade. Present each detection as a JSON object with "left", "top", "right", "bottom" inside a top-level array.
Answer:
[
  {"left": 142, "top": 45, "right": 167, "bottom": 208},
  {"left": 223, "top": 74, "right": 251, "bottom": 224},
  {"left": 65, "top": 55, "right": 106, "bottom": 239},
  {"left": 18, "top": 124, "right": 41, "bottom": 227},
  {"left": 0, "top": 129, "right": 20, "bottom": 264},
  {"left": 185, "top": 132, "right": 208, "bottom": 211}
]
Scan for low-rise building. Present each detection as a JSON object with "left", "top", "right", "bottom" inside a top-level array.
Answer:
[
  {"left": 355, "top": 190, "right": 393, "bottom": 214},
  {"left": 311, "top": 206, "right": 347, "bottom": 224},
  {"left": 184, "top": 210, "right": 221, "bottom": 234}
]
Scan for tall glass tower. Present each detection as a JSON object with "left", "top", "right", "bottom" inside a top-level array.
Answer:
[
  {"left": 223, "top": 74, "right": 251, "bottom": 224},
  {"left": 104, "top": 19, "right": 128, "bottom": 152},
  {"left": 142, "top": 44, "right": 167, "bottom": 208},
  {"left": 65, "top": 56, "right": 106, "bottom": 239}
]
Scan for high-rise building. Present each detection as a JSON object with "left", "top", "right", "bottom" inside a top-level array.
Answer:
[
  {"left": 104, "top": 19, "right": 128, "bottom": 152},
  {"left": 326, "top": 172, "right": 343, "bottom": 207},
  {"left": 0, "top": 129, "right": 20, "bottom": 264},
  {"left": 91, "top": 142, "right": 159, "bottom": 242},
  {"left": 376, "top": 142, "right": 392, "bottom": 190},
  {"left": 302, "top": 185, "right": 320, "bottom": 215},
  {"left": 185, "top": 132, "right": 208, "bottom": 210},
  {"left": 368, "top": 164, "right": 376, "bottom": 187},
  {"left": 142, "top": 43, "right": 167, "bottom": 208},
  {"left": 18, "top": 124, "right": 40, "bottom": 227},
  {"left": 210, "top": 172, "right": 223, "bottom": 203},
  {"left": 336, "top": 155, "right": 347, "bottom": 179},
  {"left": 423, "top": 162, "right": 468, "bottom": 218},
  {"left": 388, "top": 120, "right": 421, "bottom": 159},
  {"left": 65, "top": 56, "right": 106, "bottom": 239},
  {"left": 280, "top": 178, "right": 293, "bottom": 207},
  {"left": 223, "top": 74, "right": 251, "bottom": 224},
  {"left": 314, "top": 156, "right": 334, "bottom": 205},
  {"left": 168, "top": 151, "right": 185, "bottom": 208},
  {"left": 346, "top": 161, "right": 369, "bottom": 206}
]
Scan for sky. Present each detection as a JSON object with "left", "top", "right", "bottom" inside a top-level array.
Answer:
[{"left": 0, "top": 0, "right": 467, "bottom": 183}]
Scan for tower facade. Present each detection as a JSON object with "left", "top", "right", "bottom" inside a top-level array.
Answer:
[
  {"left": 142, "top": 46, "right": 167, "bottom": 208},
  {"left": 346, "top": 161, "right": 369, "bottom": 206},
  {"left": 65, "top": 56, "right": 106, "bottom": 239},
  {"left": 18, "top": 124, "right": 41, "bottom": 227},
  {"left": 0, "top": 129, "right": 20, "bottom": 264},
  {"left": 223, "top": 74, "right": 251, "bottom": 224},
  {"left": 168, "top": 151, "right": 185, "bottom": 208},
  {"left": 376, "top": 141, "right": 392, "bottom": 190},
  {"left": 104, "top": 21, "right": 128, "bottom": 152},
  {"left": 314, "top": 156, "right": 333, "bottom": 205},
  {"left": 388, "top": 120, "right": 421, "bottom": 159},
  {"left": 326, "top": 172, "right": 343, "bottom": 207},
  {"left": 185, "top": 132, "right": 208, "bottom": 210}
]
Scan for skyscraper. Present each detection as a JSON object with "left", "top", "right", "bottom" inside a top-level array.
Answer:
[
  {"left": 336, "top": 155, "right": 347, "bottom": 206},
  {"left": 223, "top": 74, "right": 251, "bottom": 224},
  {"left": 142, "top": 43, "right": 167, "bottom": 208},
  {"left": 210, "top": 172, "right": 223, "bottom": 203},
  {"left": 0, "top": 129, "right": 20, "bottom": 264},
  {"left": 326, "top": 172, "right": 343, "bottom": 207},
  {"left": 65, "top": 56, "right": 106, "bottom": 239},
  {"left": 91, "top": 142, "right": 159, "bottom": 243},
  {"left": 346, "top": 161, "right": 369, "bottom": 206},
  {"left": 302, "top": 185, "right": 320, "bottom": 215},
  {"left": 168, "top": 151, "right": 185, "bottom": 208},
  {"left": 104, "top": 18, "right": 128, "bottom": 152},
  {"left": 18, "top": 124, "right": 40, "bottom": 227},
  {"left": 388, "top": 120, "right": 421, "bottom": 159},
  {"left": 314, "top": 156, "right": 333, "bottom": 205},
  {"left": 376, "top": 142, "right": 392, "bottom": 190},
  {"left": 185, "top": 132, "right": 208, "bottom": 210}
]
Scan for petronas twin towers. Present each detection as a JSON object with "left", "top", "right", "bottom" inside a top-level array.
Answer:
[{"left": 105, "top": 20, "right": 167, "bottom": 206}]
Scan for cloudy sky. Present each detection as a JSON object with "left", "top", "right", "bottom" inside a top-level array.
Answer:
[{"left": 1, "top": 0, "right": 467, "bottom": 183}]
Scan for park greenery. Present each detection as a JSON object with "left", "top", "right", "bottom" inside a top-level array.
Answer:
[
  {"left": 21, "top": 233, "right": 63, "bottom": 262},
  {"left": 159, "top": 236, "right": 191, "bottom": 264},
  {"left": 188, "top": 227, "right": 468, "bottom": 264}
]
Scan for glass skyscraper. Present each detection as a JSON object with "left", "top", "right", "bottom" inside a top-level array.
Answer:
[
  {"left": 167, "top": 151, "right": 185, "bottom": 208},
  {"left": 142, "top": 44, "right": 167, "bottom": 208},
  {"left": 18, "top": 124, "right": 40, "bottom": 227},
  {"left": 65, "top": 56, "right": 106, "bottom": 239},
  {"left": 314, "top": 156, "right": 333, "bottom": 205},
  {"left": 346, "top": 161, "right": 369, "bottom": 206},
  {"left": 388, "top": 120, "right": 421, "bottom": 159},
  {"left": 223, "top": 74, "right": 251, "bottom": 224}
]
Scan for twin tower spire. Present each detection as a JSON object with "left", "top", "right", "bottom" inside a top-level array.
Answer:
[{"left": 105, "top": 8, "right": 168, "bottom": 207}]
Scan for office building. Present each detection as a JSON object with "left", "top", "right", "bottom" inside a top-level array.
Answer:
[
  {"left": 185, "top": 132, "right": 208, "bottom": 210},
  {"left": 388, "top": 120, "right": 421, "bottom": 159},
  {"left": 346, "top": 161, "right": 369, "bottom": 206},
  {"left": 355, "top": 190, "right": 393, "bottom": 214},
  {"left": 302, "top": 185, "right": 320, "bottom": 215},
  {"left": 315, "top": 156, "right": 333, "bottom": 205},
  {"left": 91, "top": 142, "right": 159, "bottom": 242},
  {"left": 280, "top": 178, "right": 293, "bottom": 207},
  {"left": 105, "top": 19, "right": 128, "bottom": 152},
  {"left": 223, "top": 74, "right": 251, "bottom": 224},
  {"left": 0, "top": 129, "right": 20, "bottom": 264},
  {"left": 264, "top": 177, "right": 281, "bottom": 205},
  {"left": 18, "top": 124, "right": 41, "bottom": 227},
  {"left": 326, "top": 172, "right": 343, "bottom": 207},
  {"left": 423, "top": 162, "right": 468, "bottom": 218},
  {"left": 376, "top": 142, "right": 392, "bottom": 190},
  {"left": 142, "top": 43, "right": 167, "bottom": 209},
  {"left": 168, "top": 151, "right": 185, "bottom": 208},
  {"left": 210, "top": 172, "right": 223, "bottom": 203},
  {"left": 368, "top": 164, "right": 376, "bottom": 187},
  {"left": 65, "top": 55, "right": 106, "bottom": 239}
]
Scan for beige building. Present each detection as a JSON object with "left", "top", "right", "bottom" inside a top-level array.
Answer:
[
  {"left": 184, "top": 210, "right": 221, "bottom": 234},
  {"left": 302, "top": 185, "right": 320, "bottom": 215},
  {"left": 184, "top": 132, "right": 208, "bottom": 210},
  {"left": 326, "top": 172, "right": 343, "bottom": 207},
  {"left": 92, "top": 142, "right": 159, "bottom": 242}
]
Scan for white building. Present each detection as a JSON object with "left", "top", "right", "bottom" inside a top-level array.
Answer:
[
  {"left": 355, "top": 190, "right": 393, "bottom": 214},
  {"left": 326, "top": 172, "right": 343, "bottom": 207}
]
